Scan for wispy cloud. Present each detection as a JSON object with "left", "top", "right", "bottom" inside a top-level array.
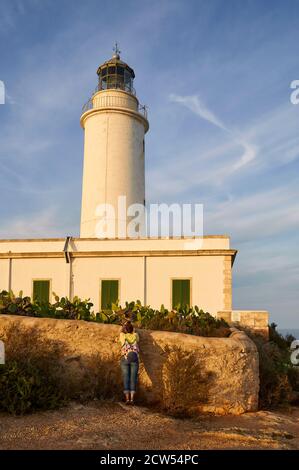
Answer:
[
  {"left": 231, "top": 138, "right": 257, "bottom": 171},
  {"left": 0, "top": 0, "right": 31, "bottom": 33},
  {"left": 0, "top": 206, "right": 79, "bottom": 238},
  {"left": 206, "top": 181, "right": 299, "bottom": 241},
  {"left": 0, "top": 207, "right": 59, "bottom": 238},
  {"left": 169, "top": 93, "right": 258, "bottom": 176},
  {"left": 169, "top": 93, "right": 226, "bottom": 130}
]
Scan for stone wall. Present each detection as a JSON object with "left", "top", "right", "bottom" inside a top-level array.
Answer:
[
  {"left": 217, "top": 310, "right": 269, "bottom": 339},
  {"left": 0, "top": 315, "right": 260, "bottom": 415}
]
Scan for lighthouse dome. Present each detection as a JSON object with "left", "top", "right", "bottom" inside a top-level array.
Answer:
[{"left": 97, "top": 45, "right": 135, "bottom": 94}]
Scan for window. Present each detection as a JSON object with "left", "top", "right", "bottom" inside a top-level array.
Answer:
[
  {"left": 101, "top": 280, "right": 119, "bottom": 309},
  {"left": 116, "top": 66, "right": 124, "bottom": 76},
  {"left": 172, "top": 279, "right": 191, "bottom": 309},
  {"left": 33, "top": 280, "right": 50, "bottom": 303},
  {"left": 98, "top": 66, "right": 133, "bottom": 93}
]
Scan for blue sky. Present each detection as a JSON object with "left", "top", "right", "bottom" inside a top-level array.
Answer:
[{"left": 0, "top": 0, "right": 298, "bottom": 327}]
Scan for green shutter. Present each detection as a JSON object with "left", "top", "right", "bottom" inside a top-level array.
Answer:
[
  {"left": 33, "top": 280, "right": 50, "bottom": 303},
  {"left": 101, "top": 280, "right": 119, "bottom": 309},
  {"left": 172, "top": 279, "right": 190, "bottom": 309}
]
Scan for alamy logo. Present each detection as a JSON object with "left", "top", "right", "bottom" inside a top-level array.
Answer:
[
  {"left": 290, "top": 340, "right": 299, "bottom": 366},
  {"left": 290, "top": 80, "right": 299, "bottom": 105},
  {"left": 94, "top": 196, "right": 203, "bottom": 247},
  {"left": 0, "top": 340, "right": 5, "bottom": 365},
  {"left": 0, "top": 80, "right": 5, "bottom": 105}
]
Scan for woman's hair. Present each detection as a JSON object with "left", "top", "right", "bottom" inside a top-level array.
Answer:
[
  {"left": 124, "top": 309, "right": 131, "bottom": 320},
  {"left": 122, "top": 321, "right": 134, "bottom": 334}
]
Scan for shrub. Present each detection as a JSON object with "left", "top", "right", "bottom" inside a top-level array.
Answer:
[
  {"left": 0, "top": 322, "right": 125, "bottom": 414},
  {"left": 0, "top": 361, "right": 66, "bottom": 415},
  {"left": 0, "top": 291, "right": 229, "bottom": 338},
  {"left": 0, "top": 290, "right": 93, "bottom": 320},
  {"left": 0, "top": 323, "right": 66, "bottom": 414},
  {"left": 86, "top": 354, "right": 124, "bottom": 401},
  {"left": 98, "top": 301, "right": 230, "bottom": 338},
  {"left": 245, "top": 323, "right": 297, "bottom": 409},
  {"left": 61, "top": 352, "right": 123, "bottom": 403},
  {"left": 52, "top": 293, "right": 94, "bottom": 321},
  {"left": 0, "top": 290, "right": 38, "bottom": 316},
  {"left": 162, "top": 346, "right": 209, "bottom": 417}
]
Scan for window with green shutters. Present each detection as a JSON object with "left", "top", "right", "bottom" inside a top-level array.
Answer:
[
  {"left": 33, "top": 280, "right": 50, "bottom": 303},
  {"left": 172, "top": 279, "right": 191, "bottom": 309},
  {"left": 101, "top": 280, "right": 119, "bottom": 309}
]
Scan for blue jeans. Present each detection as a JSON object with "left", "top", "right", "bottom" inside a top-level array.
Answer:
[{"left": 120, "top": 357, "right": 139, "bottom": 393}]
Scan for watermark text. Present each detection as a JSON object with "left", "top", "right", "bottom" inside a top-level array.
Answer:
[
  {"left": 0, "top": 80, "right": 5, "bottom": 104},
  {"left": 290, "top": 339, "right": 299, "bottom": 365},
  {"left": 93, "top": 196, "right": 204, "bottom": 245},
  {"left": 290, "top": 80, "right": 299, "bottom": 105}
]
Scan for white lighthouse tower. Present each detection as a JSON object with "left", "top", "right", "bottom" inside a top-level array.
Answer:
[{"left": 80, "top": 45, "right": 149, "bottom": 238}]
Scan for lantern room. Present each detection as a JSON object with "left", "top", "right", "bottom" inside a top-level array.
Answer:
[{"left": 96, "top": 44, "right": 135, "bottom": 94}]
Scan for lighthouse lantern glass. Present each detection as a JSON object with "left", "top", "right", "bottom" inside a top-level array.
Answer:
[{"left": 98, "top": 65, "right": 134, "bottom": 93}]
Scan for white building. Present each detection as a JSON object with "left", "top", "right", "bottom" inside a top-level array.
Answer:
[{"left": 0, "top": 48, "right": 268, "bottom": 334}]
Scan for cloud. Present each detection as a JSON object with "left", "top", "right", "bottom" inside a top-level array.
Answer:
[
  {"left": 151, "top": 92, "right": 299, "bottom": 327},
  {"left": 0, "top": 0, "right": 177, "bottom": 231},
  {"left": 169, "top": 93, "right": 227, "bottom": 130},
  {"left": 232, "top": 236, "right": 299, "bottom": 327},
  {"left": 0, "top": 0, "right": 33, "bottom": 33},
  {"left": 4, "top": 88, "right": 16, "bottom": 105},
  {"left": 148, "top": 98, "right": 299, "bottom": 202},
  {"left": 206, "top": 181, "right": 299, "bottom": 241},
  {"left": 0, "top": 207, "right": 59, "bottom": 238},
  {"left": 0, "top": 206, "right": 79, "bottom": 238},
  {"left": 231, "top": 138, "right": 257, "bottom": 171},
  {"left": 169, "top": 93, "right": 258, "bottom": 177}
]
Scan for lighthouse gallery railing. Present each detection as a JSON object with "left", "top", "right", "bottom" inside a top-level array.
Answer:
[{"left": 82, "top": 93, "right": 148, "bottom": 119}]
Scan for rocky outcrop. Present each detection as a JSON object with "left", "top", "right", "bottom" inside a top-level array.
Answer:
[{"left": 0, "top": 315, "right": 259, "bottom": 415}]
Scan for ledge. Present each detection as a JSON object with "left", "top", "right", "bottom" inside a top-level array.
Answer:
[
  {"left": 0, "top": 249, "right": 238, "bottom": 259},
  {"left": 0, "top": 235, "right": 231, "bottom": 243},
  {"left": 80, "top": 106, "right": 149, "bottom": 132}
]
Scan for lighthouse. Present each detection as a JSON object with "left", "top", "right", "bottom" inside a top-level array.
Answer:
[{"left": 80, "top": 45, "right": 149, "bottom": 238}]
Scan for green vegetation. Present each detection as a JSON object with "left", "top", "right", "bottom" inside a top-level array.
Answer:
[
  {"left": 1, "top": 290, "right": 298, "bottom": 414},
  {"left": 0, "top": 290, "right": 93, "bottom": 321},
  {"left": 246, "top": 323, "right": 298, "bottom": 409},
  {"left": 113, "top": 301, "right": 230, "bottom": 337},
  {"left": 0, "top": 323, "right": 124, "bottom": 415},
  {"left": 0, "top": 324, "right": 66, "bottom": 415},
  {"left": 0, "top": 291, "right": 230, "bottom": 338}
]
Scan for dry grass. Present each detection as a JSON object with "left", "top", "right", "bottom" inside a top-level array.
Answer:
[
  {"left": 68, "top": 353, "right": 124, "bottom": 402},
  {"left": 162, "top": 346, "right": 209, "bottom": 417}
]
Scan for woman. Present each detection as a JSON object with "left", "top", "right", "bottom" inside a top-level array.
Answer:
[{"left": 119, "top": 320, "right": 140, "bottom": 405}]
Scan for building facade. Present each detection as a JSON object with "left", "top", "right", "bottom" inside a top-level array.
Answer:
[{"left": 0, "top": 236, "right": 235, "bottom": 315}]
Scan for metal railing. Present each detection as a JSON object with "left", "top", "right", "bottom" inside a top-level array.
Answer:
[
  {"left": 94, "top": 82, "right": 136, "bottom": 96},
  {"left": 138, "top": 104, "right": 148, "bottom": 119},
  {"left": 82, "top": 92, "right": 148, "bottom": 119},
  {"left": 82, "top": 99, "right": 93, "bottom": 113}
]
